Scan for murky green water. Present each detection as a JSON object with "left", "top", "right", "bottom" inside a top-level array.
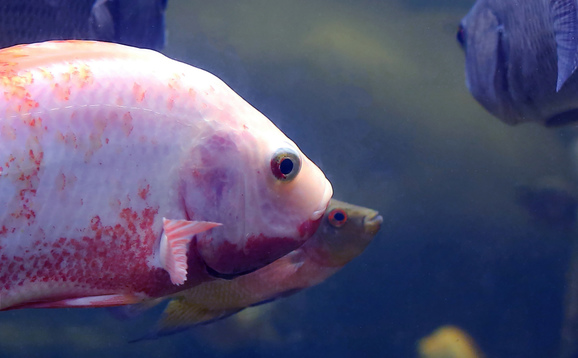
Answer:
[{"left": 2, "top": 1, "right": 575, "bottom": 357}]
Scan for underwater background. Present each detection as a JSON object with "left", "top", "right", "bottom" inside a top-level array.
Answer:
[{"left": 1, "top": 0, "right": 574, "bottom": 357}]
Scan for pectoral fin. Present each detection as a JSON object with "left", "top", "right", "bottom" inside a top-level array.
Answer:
[
  {"left": 160, "top": 218, "right": 221, "bottom": 285},
  {"left": 551, "top": 0, "right": 578, "bottom": 91}
]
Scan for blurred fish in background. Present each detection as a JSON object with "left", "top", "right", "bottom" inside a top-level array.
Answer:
[
  {"left": 459, "top": 1, "right": 578, "bottom": 357},
  {"left": 457, "top": 0, "right": 578, "bottom": 127},
  {"left": 514, "top": 176, "right": 578, "bottom": 358},
  {"left": 515, "top": 176, "right": 578, "bottom": 232},
  {"left": 0, "top": 0, "right": 167, "bottom": 50},
  {"left": 417, "top": 325, "right": 485, "bottom": 358}
]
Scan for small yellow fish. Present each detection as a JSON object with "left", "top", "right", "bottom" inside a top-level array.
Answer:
[
  {"left": 418, "top": 325, "right": 485, "bottom": 358},
  {"left": 130, "top": 198, "right": 381, "bottom": 339}
]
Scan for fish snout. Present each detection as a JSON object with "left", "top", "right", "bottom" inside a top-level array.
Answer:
[{"left": 363, "top": 212, "right": 383, "bottom": 237}]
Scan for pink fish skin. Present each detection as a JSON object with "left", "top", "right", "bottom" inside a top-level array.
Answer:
[{"left": 0, "top": 40, "right": 332, "bottom": 310}]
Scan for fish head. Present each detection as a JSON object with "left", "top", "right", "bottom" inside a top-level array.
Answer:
[
  {"left": 457, "top": 0, "right": 573, "bottom": 126},
  {"left": 304, "top": 199, "right": 382, "bottom": 267},
  {"left": 181, "top": 91, "right": 332, "bottom": 278}
]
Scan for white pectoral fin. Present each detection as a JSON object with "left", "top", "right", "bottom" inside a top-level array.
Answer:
[{"left": 160, "top": 218, "right": 222, "bottom": 285}]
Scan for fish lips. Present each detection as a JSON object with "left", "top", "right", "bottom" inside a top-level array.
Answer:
[{"left": 363, "top": 212, "right": 383, "bottom": 237}]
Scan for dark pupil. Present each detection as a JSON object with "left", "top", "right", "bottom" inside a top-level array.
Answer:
[
  {"left": 279, "top": 158, "right": 294, "bottom": 175},
  {"left": 333, "top": 212, "right": 345, "bottom": 222}
]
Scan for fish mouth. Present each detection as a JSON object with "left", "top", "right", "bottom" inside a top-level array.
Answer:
[
  {"left": 311, "top": 182, "right": 333, "bottom": 221},
  {"left": 363, "top": 212, "right": 383, "bottom": 236},
  {"left": 205, "top": 264, "right": 256, "bottom": 280}
]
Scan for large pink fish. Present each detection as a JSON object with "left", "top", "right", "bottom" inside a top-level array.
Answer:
[{"left": 0, "top": 40, "right": 332, "bottom": 310}]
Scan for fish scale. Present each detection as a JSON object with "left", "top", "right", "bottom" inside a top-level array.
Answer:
[{"left": 0, "top": 40, "right": 332, "bottom": 310}]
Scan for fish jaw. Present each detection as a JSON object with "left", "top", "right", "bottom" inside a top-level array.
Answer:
[
  {"left": 180, "top": 97, "right": 333, "bottom": 277},
  {"left": 191, "top": 157, "right": 332, "bottom": 277}
]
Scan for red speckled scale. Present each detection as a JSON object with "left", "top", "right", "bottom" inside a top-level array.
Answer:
[{"left": 0, "top": 41, "right": 332, "bottom": 310}]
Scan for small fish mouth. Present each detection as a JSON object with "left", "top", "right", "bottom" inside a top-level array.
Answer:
[{"left": 363, "top": 212, "right": 383, "bottom": 236}]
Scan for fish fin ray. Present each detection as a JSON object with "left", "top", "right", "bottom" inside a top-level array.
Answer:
[
  {"left": 88, "top": 0, "right": 115, "bottom": 41},
  {"left": 160, "top": 218, "right": 221, "bottom": 285},
  {"left": 551, "top": 0, "right": 578, "bottom": 91}
]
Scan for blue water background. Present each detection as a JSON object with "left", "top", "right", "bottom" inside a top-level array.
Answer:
[{"left": 1, "top": 0, "right": 573, "bottom": 357}]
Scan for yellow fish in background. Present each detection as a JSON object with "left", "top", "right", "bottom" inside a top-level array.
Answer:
[
  {"left": 418, "top": 325, "right": 485, "bottom": 358},
  {"left": 128, "top": 198, "right": 382, "bottom": 340}
]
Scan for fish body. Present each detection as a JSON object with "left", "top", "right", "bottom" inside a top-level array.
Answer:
[
  {"left": 138, "top": 199, "right": 381, "bottom": 338},
  {"left": 458, "top": 0, "right": 578, "bottom": 126},
  {"left": 0, "top": 40, "right": 332, "bottom": 310},
  {"left": 0, "top": 0, "right": 167, "bottom": 50}
]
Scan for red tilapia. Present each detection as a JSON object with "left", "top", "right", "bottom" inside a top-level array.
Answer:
[{"left": 0, "top": 41, "right": 332, "bottom": 310}]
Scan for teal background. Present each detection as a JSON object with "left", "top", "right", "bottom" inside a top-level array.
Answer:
[{"left": 2, "top": 1, "right": 575, "bottom": 357}]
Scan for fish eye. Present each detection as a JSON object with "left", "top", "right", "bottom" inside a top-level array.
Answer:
[
  {"left": 328, "top": 209, "right": 348, "bottom": 228},
  {"left": 456, "top": 23, "right": 466, "bottom": 49},
  {"left": 270, "top": 148, "right": 301, "bottom": 181}
]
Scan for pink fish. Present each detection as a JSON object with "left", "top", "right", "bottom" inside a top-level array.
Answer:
[{"left": 0, "top": 40, "right": 332, "bottom": 310}]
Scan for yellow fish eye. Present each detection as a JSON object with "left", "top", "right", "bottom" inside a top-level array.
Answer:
[{"left": 270, "top": 148, "right": 301, "bottom": 181}]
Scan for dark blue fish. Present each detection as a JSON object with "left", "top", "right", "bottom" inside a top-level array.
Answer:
[
  {"left": 0, "top": 0, "right": 167, "bottom": 50},
  {"left": 458, "top": 0, "right": 578, "bottom": 126}
]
